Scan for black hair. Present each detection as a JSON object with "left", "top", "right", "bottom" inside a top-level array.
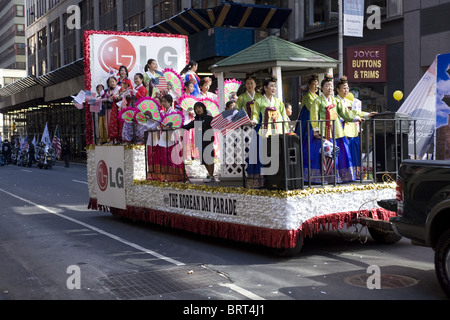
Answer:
[
  {"left": 96, "top": 84, "right": 105, "bottom": 90},
  {"left": 144, "top": 59, "right": 156, "bottom": 72},
  {"left": 118, "top": 66, "right": 129, "bottom": 78},
  {"left": 134, "top": 72, "right": 147, "bottom": 87},
  {"left": 106, "top": 76, "right": 117, "bottom": 89},
  {"left": 199, "top": 78, "right": 209, "bottom": 87},
  {"left": 225, "top": 100, "right": 236, "bottom": 109},
  {"left": 261, "top": 76, "right": 277, "bottom": 96},
  {"left": 162, "top": 94, "right": 173, "bottom": 104},
  {"left": 180, "top": 60, "right": 197, "bottom": 75},
  {"left": 193, "top": 101, "right": 207, "bottom": 115},
  {"left": 307, "top": 74, "right": 319, "bottom": 86}
]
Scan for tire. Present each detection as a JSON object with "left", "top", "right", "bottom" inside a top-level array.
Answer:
[
  {"left": 368, "top": 227, "right": 402, "bottom": 244},
  {"left": 271, "top": 236, "right": 303, "bottom": 257},
  {"left": 435, "top": 228, "right": 450, "bottom": 298}
]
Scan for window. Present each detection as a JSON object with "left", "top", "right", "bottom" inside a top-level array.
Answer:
[
  {"left": 153, "top": 4, "right": 160, "bottom": 23},
  {"left": 100, "top": 0, "right": 116, "bottom": 15},
  {"left": 50, "top": 18, "right": 60, "bottom": 42},
  {"left": 27, "top": 35, "right": 36, "bottom": 55},
  {"left": 16, "top": 43, "right": 26, "bottom": 55},
  {"left": 306, "top": 0, "right": 340, "bottom": 32},
  {"left": 37, "top": 28, "right": 47, "bottom": 50},
  {"left": 387, "top": 0, "right": 402, "bottom": 17},
  {"left": 125, "top": 13, "right": 144, "bottom": 32},
  {"left": 52, "top": 52, "right": 60, "bottom": 70},
  {"left": 16, "top": 5, "right": 24, "bottom": 17},
  {"left": 16, "top": 24, "right": 25, "bottom": 36}
]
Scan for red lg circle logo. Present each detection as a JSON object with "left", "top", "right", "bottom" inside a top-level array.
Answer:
[
  {"left": 97, "top": 160, "right": 108, "bottom": 192},
  {"left": 98, "top": 36, "right": 136, "bottom": 73}
]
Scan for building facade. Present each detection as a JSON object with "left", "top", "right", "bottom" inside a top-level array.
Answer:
[{"left": 0, "top": 0, "right": 26, "bottom": 70}]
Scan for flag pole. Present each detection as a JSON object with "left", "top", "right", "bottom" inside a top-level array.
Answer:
[{"left": 339, "top": 0, "right": 344, "bottom": 78}]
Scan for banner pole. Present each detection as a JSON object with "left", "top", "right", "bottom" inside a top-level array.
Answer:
[{"left": 339, "top": 0, "right": 344, "bottom": 78}]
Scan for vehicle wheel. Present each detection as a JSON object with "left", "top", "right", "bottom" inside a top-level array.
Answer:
[
  {"left": 368, "top": 227, "right": 402, "bottom": 244},
  {"left": 38, "top": 164, "right": 43, "bottom": 169},
  {"left": 435, "top": 228, "right": 450, "bottom": 298},
  {"left": 271, "top": 235, "right": 303, "bottom": 257}
]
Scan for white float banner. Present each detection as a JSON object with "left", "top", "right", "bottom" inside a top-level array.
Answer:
[
  {"left": 87, "top": 32, "right": 188, "bottom": 90},
  {"left": 95, "top": 146, "right": 126, "bottom": 209},
  {"left": 343, "top": 0, "right": 365, "bottom": 37}
]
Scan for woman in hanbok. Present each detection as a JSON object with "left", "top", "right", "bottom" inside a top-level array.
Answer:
[
  {"left": 96, "top": 84, "right": 108, "bottom": 144},
  {"left": 236, "top": 75, "right": 263, "bottom": 186},
  {"left": 182, "top": 80, "right": 198, "bottom": 159},
  {"left": 297, "top": 74, "right": 319, "bottom": 140},
  {"left": 196, "top": 77, "right": 217, "bottom": 101},
  {"left": 236, "top": 75, "right": 263, "bottom": 118},
  {"left": 156, "top": 95, "right": 186, "bottom": 182},
  {"left": 117, "top": 66, "right": 129, "bottom": 86},
  {"left": 144, "top": 59, "right": 163, "bottom": 94},
  {"left": 121, "top": 74, "right": 149, "bottom": 144},
  {"left": 105, "top": 76, "right": 121, "bottom": 144},
  {"left": 180, "top": 60, "right": 200, "bottom": 97},
  {"left": 248, "top": 76, "right": 289, "bottom": 187},
  {"left": 335, "top": 76, "right": 376, "bottom": 177},
  {"left": 307, "top": 74, "right": 363, "bottom": 184}
]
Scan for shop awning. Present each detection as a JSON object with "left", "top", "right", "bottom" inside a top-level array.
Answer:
[{"left": 144, "top": 2, "right": 291, "bottom": 36}]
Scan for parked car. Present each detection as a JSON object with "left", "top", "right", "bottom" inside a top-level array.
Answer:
[{"left": 379, "top": 159, "right": 450, "bottom": 297}]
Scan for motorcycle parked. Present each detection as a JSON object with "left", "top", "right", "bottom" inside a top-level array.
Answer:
[{"left": 36, "top": 143, "right": 56, "bottom": 169}]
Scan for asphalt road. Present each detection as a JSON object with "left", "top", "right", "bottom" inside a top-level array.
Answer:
[{"left": 0, "top": 160, "right": 447, "bottom": 307}]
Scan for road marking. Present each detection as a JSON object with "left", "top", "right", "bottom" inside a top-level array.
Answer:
[
  {"left": 0, "top": 187, "right": 185, "bottom": 266},
  {"left": 21, "top": 169, "right": 32, "bottom": 172},
  {"left": 219, "top": 283, "right": 265, "bottom": 300},
  {"left": 72, "top": 180, "right": 88, "bottom": 185},
  {"left": 0, "top": 188, "right": 265, "bottom": 300}
]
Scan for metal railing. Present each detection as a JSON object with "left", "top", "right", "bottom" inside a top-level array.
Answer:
[{"left": 137, "top": 117, "right": 417, "bottom": 189}]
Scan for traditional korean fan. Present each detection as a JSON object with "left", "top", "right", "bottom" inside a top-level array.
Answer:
[
  {"left": 178, "top": 95, "right": 199, "bottom": 112},
  {"left": 199, "top": 97, "right": 220, "bottom": 117},
  {"left": 135, "top": 97, "right": 162, "bottom": 123},
  {"left": 162, "top": 68, "right": 184, "bottom": 97},
  {"left": 119, "top": 107, "right": 139, "bottom": 123},
  {"left": 216, "top": 79, "right": 241, "bottom": 103},
  {"left": 134, "top": 112, "right": 147, "bottom": 125},
  {"left": 161, "top": 111, "right": 185, "bottom": 128}
]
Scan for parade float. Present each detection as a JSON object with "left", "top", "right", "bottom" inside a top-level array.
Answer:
[{"left": 83, "top": 31, "right": 399, "bottom": 256}]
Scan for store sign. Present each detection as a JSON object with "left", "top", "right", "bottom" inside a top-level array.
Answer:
[{"left": 346, "top": 46, "right": 387, "bottom": 82}]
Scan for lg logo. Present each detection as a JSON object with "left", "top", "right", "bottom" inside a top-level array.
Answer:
[
  {"left": 98, "top": 36, "right": 137, "bottom": 73},
  {"left": 96, "top": 160, "right": 124, "bottom": 191}
]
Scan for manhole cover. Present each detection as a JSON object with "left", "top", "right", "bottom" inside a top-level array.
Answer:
[
  {"left": 344, "top": 273, "right": 420, "bottom": 289},
  {"left": 100, "top": 265, "right": 230, "bottom": 299}
]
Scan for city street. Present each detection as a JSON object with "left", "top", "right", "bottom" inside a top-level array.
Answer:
[{"left": 0, "top": 161, "right": 447, "bottom": 304}]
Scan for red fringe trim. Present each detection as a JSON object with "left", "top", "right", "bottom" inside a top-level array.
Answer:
[{"left": 87, "top": 198, "right": 396, "bottom": 249}]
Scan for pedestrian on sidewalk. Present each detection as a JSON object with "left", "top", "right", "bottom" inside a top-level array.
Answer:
[{"left": 62, "top": 140, "right": 71, "bottom": 167}]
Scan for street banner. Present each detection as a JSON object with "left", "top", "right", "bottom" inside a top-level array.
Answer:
[
  {"left": 95, "top": 146, "right": 126, "bottom": 209},
  {"left": 435, "top": 53, "right": 450, "bottom": 160},
  {"left": 343, "top": 0, "right": 365, "bottom": 37},
  {"left": 398, "top": 59, "right": 437, "bottom": 159}
]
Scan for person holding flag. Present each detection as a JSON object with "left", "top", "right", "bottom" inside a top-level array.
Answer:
[{"left": 181, "top": 102, "right": 216, "bottom": 182}]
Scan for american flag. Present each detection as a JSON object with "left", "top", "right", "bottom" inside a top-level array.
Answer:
[
  {"left": 211, "top": 109, "right": 251, "bottom": 136},
  {"left": 320, "top": 141, "right": 340, "bottom": 176},
  {"left": 52, "top": 125, "right": 62, "bottom": 159},
  {"left": 154, "top": 75, "right": 168, "bottom": 93}
]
